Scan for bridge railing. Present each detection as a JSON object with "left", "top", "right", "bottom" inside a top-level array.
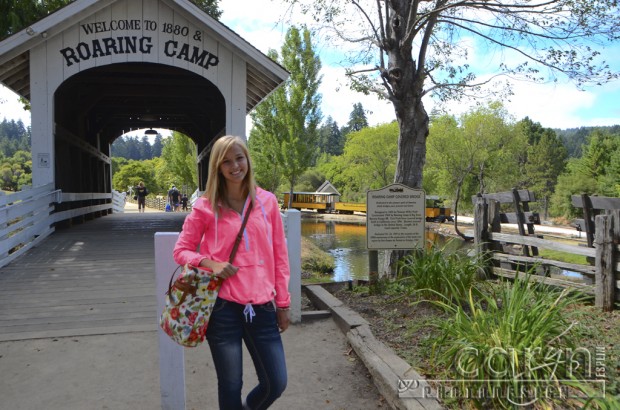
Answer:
[
  {"left": 0, "top": 186, "right": 127, "bottom": 269},
  {"left": 0, "top": 183, "right": 60, "bottom": 268}
]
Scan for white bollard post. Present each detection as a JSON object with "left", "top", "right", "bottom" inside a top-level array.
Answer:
[
  {"left": 154, "top": 232, "right": 186, "bottom": 410},
  {"left": 285, "top": 209, "right": 302, "bottom": 323}
]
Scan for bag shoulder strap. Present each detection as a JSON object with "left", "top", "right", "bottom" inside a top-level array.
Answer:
[{"left": 229, "top": 200, "right": 253, "bottom": 263}]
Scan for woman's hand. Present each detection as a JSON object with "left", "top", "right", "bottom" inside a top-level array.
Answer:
[
  {"left": 276, "top": 308, "right": 290, "bottom": 333},
  {"left": 200, "top": 260, "right": 239, "bottom": 279}
]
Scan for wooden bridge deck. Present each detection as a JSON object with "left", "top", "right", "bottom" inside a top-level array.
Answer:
[{"left": 0, "top": 207, "right": 187, "bottom": 342}]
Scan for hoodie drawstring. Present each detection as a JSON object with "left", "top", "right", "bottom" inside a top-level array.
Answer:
[{"left": 243, "top": 303, "right": 256, "bottom": 323}]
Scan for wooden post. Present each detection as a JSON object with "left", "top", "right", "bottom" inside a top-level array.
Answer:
[
  {"left": 594, "top": 214, "right": 616, "bottom": 311},
  {"left": 368, "top": 250, "right": 379, "bottom": 292},
  {"left": 582, "top": 194, "right": 595, "bottom": 248},
  {"left": 154, "top": 232, "right": 186, "bottom": 410},
  {"left": 474, "top": 195, "right": 491, "bottom": 278},
  {"left": 512, "top": 188, "right": 531, "bottom": 257},
  {"left": 284, "top": 209, "right": 302, "bottom": 324},
  {"left": 520, "top": 192, "right": 539, "bottom": 256}
]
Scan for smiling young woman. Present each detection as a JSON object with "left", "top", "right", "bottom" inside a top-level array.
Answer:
[{"left": 173, "top": 135, "right": 290, "bottom": 410}]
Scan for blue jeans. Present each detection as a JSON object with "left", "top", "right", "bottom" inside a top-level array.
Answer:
[{"left": 206, "top": 298, "right": 287, "bottom": 410}]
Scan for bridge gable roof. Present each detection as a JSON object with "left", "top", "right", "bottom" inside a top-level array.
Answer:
[{"left": 0, "top": 0, "right": 287, "bottom": 111}]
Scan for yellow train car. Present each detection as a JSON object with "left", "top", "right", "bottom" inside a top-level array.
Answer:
[
  {"left": 425, "top": 196, "right": 454, "bottom": 223},
  {"left": 334, "top": 202, "right": 367, "bottom": 214},
  {"left": 282, "top": 192, "right": 336, "bottom": 213},
  {"left": 282, "top": 188, "right": 452, "bottom": 221}
]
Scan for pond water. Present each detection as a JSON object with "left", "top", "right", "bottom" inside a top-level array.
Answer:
[{"left": 302, "top": 218, "right": 470, "bottom": 282}]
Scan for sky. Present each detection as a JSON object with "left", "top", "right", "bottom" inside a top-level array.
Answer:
[{"left": 1, "top": 0, "right": 619, "bottom": 134}]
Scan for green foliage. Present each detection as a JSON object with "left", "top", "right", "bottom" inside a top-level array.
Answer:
[
  {"left": 431, "top": 275, "right": 589, "bottom": 409},
  {"left": 300, "top": 236, "right": 334, "bottom": 277},
  {"left": 340, "top": 102, "right": 368, "bottom": 137},
  {"left": 396, "top": 242, "right": 485, "bottom": 306},
  {"left": 250, "top": 27, "right": 322, "bottom": 199},
  {"left": 248, "top": 124, "right": 282, "bottom": 193},
  {"left": 550, "top": 128, "right": 620, "bottom": 218},
  {"left": 295, "top": 169, "right": 325, "bottom": 192},
  {"left": 111, "top": 160, "right": 158, "bottom": 193},
  {"left": 550, "top": 159, "right": 599, "bottom": 218},
  {"left": 0, "top": 119, "right": 30, "bottom": 157},
  {"left": 318, "top": 121, "right": 398, "bottom": 202},
  {"left": 519, "top": 117, "right": 568, "bottom": 217},
  {"left": 425, "top": 103, "right": 527, "bottom": 215},
  {"left": 111, "top": 134, "right": 159, "bottom": 160},
  {"left": 317, "top": 116, "right": 344, "bottom": 156},
  {"left": 189, "top": 0, "right": 222, "bottom": 19},
  {"left": 0, "top": 150, "right": 31, "bottom": 191},
  {"left": 158, "top": 132, "right": 198, "bottom": 192},
  {"left": 0, "top": 0, "right": 71, "bottom": 39}
]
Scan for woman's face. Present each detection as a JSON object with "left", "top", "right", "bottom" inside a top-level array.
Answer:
[{"left": 219, "top": 144, "right": 248, "bottom": 186}]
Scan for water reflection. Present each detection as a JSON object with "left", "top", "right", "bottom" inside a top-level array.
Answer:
[{"left": 302, "top": 219, "right": 468, "bottom": 281}]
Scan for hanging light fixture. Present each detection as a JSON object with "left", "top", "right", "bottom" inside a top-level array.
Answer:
[{"left": 144, "top": 129, "right": 158, "bottom": 135}]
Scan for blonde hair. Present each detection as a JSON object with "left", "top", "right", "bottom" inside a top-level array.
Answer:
[{"left": 203, "top": 135, "right": 256, "bottom": 214}]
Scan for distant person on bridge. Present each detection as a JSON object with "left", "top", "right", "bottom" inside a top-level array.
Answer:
[
  {"left": 181, "top": 193, "right": 189, "bottom": 211},
  {"left": 135, "top": 182, "right": 148, "bottom": 213},
  {"left": 168, "top": 185, "right": 181, "bottom": 212},
  {"left": 173, "top": 135, "right": 291, "bottom": 410}
]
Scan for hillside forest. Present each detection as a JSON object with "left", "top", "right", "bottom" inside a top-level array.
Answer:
[{"left": 1, "top": 104, "right": 619, "bottom": 222}]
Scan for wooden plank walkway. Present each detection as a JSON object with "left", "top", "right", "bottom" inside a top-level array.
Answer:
[{"left": 0, "top": 205, "right": 188, "bottom": 341}]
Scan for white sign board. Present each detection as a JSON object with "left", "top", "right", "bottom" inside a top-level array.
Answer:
[{"left": 366, "top": 184, "right": 425, "bottom": 250}]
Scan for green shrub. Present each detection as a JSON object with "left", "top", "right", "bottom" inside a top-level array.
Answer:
[
  {"left": 395, "top": 240, "right": 485, "bottom": 305},
  {"left": 431, "top": 273, "right": 596, "bottom": 409}
]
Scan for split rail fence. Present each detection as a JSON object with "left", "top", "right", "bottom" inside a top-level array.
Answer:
[{"left": 473, "top": 190, "right": 618, "bottom": 311}]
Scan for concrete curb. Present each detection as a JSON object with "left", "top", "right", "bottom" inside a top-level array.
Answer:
[{"left": 304, "top": 285, "right": 444, "bottom": 410}]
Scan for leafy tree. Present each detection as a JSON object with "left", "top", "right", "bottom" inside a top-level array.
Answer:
[
  {"left": 0, "top": 150, "right": 31, "bottom": 191},
  {"left": 111, "top": 157, "right": 128, "bottom": 176},
  {"left": 549, "top": 129, "right": 620, "bottom": 218},
  {"left": 0, "top": 119, "right": 30, "bottom": 157},
  {"left": 189, "top": 0, "right": 222, "bottom": 19},
  {"left": 317, "top": 116, "right": 344, "bottom": 156},
  {"left": 295, "top": 169, "right": 326, "bottom": 192},
  {"left": 248, "top": 123, "right": 283, "bottom": 193},
  {"left": 112, "top": 160, "right": 157, "bottom": 194},
  {"left": 323, "top": 122, "right": 398, "bottom": 202},
  {"left": 152, "top": 134, "right": 163, "bottom": 157},
  {"left": 519, "top": 119, "right": 567, "bottom": 219},
  {"left": 140, "top": 136, "right": 152, "bottom": 160},
  {"left": 285, "top": 0, "right": 620, "bottom": 273},
  {"left": 250, "top": 26, "right": 322, "bottom": 206},
  {"left": 550, "top": 159, "right": 598, "bottom": 218},
  {"left": 159, "top": 132, "right": 198, "bottom": 192},
  {"left": 426, "top": 103, "right": 525, "bottom": 237},
  {"left": 340, "top": 102, "right": 368, "bottom": 137}
]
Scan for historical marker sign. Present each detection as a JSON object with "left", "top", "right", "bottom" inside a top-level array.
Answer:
[{"left": 366, "top": 184, "right": 425, "bottom": 250}]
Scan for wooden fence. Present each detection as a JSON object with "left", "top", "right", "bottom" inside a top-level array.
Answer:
[{"left": 473, "top": 192, "right": 618, "bottom": 311}]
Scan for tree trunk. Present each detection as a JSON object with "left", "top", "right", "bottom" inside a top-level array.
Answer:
[{"left": 383, "top": 92, "right": 429, "bottom": 276}]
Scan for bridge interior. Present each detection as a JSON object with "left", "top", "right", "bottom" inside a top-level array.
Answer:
[{"left": 54, "top": 62, "right": 226, "bottom": 196}]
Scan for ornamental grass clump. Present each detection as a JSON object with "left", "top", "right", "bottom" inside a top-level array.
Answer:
[
  {"left": 430, "top": 273, "right": 595, "bottom": 409},
  {"left": 396, "top": 241, "right": 485, "bottom": 305}
]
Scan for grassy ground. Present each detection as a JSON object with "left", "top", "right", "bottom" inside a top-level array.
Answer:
[{"left": 333, "top": 280, "right": 620, "bottom": 409}]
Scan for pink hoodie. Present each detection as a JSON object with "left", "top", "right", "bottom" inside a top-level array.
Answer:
[{"left": 173, "top": 187, "right": 291, "bottom": 308}]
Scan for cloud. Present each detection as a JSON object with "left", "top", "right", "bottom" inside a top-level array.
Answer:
[
  {"left": 0, "top": 87, "right": 31, "bottom": 125},
  {"left": 3, "top": 0, "right": 618, "bottom": 132},
  {"left": 318, "top": 65, "right": 395, "bottom": 127}
]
